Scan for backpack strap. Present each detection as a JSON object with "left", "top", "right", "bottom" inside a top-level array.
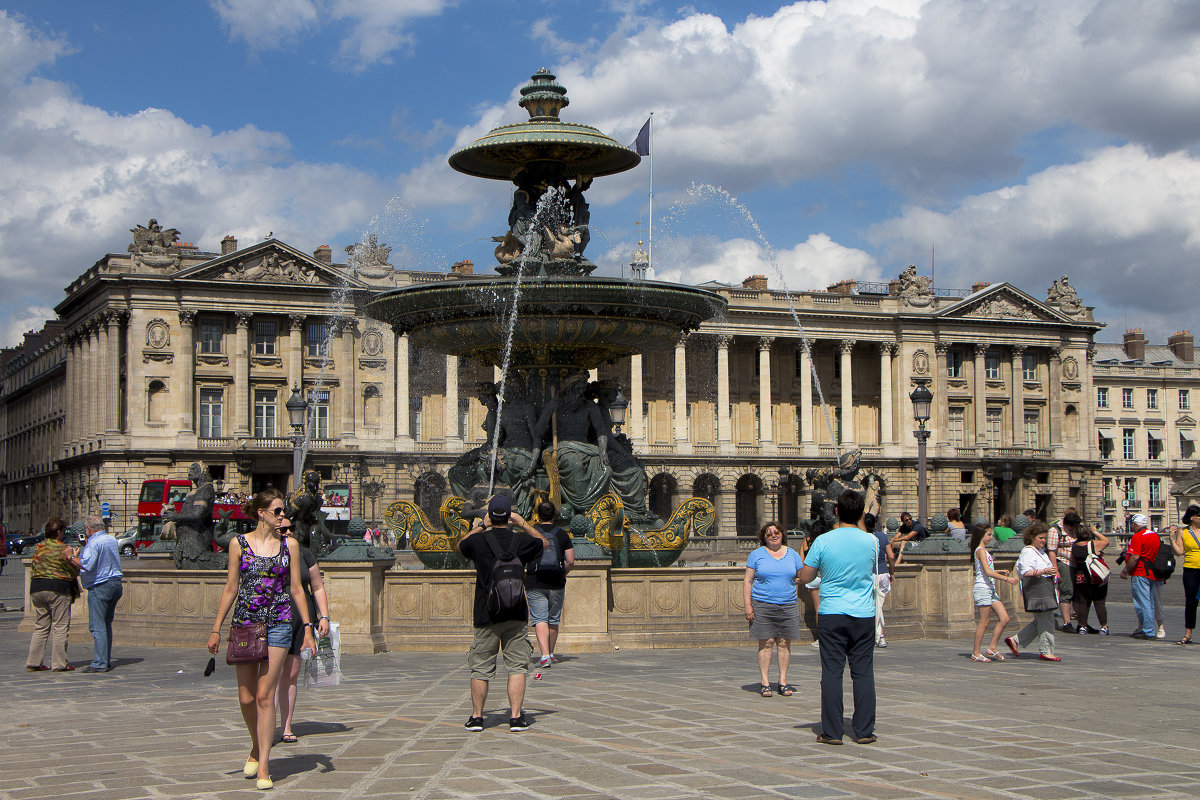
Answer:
[{"left": 483, "top": 530, "right": 503, "bottom": 559}]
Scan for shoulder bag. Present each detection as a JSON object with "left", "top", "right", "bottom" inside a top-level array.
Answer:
[
  {"left": 1021, "top": 573, "right": 1059, "bottom": 613},
  {"left": 1085, "top": 542, "right": 1110, "bottom": 584},
  {"left": 226, "top": 623, "right": 269, "bottom": 664}
]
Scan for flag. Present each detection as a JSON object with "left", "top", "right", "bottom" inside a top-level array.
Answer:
[{"left": 631, "top": 117, "right": 650, "bottom": 156}]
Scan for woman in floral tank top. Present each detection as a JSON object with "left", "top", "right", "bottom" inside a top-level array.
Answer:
[{"left": 207, "top": 488, "right": 314, "bottom": 790}]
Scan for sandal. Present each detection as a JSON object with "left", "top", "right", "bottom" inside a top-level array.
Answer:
[
  {"left": 984, "top": 650, "right": 1005, "bottom": 662},
  {"left": 778, "top": 683, "right": 795, "bottom": 696},
  {"left": 280, "top": 733, "right": 298, "bottom": 743},
  {"left": 969, "top": 653, "right": 992, "bottom": 662},
  {"left": 1177, "top": 636, "right": 1193, "bottom": 645},
  {"left": 759, "top": 684, "right": 773, "bottom": 697}
]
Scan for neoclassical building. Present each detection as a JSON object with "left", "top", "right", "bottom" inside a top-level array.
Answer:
[{"left": 1, "top": 221, "right": 1130, "bottom": 538}]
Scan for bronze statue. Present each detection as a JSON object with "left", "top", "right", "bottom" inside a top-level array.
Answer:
[
  {"left": 289, "top": 469, "right": 334, "bottom": 556},
  {"left": 165, "top": 462, "right": 222, "bottom": 569}
]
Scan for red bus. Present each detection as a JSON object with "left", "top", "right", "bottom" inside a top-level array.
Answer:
[{"left": 137, "top": 479, "right": 254, "bottom": 551}]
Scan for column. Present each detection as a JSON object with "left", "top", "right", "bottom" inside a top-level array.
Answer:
[
  {"left": 177, "top": 309, "right": 196, "bottom": 435},
  {"left": 396, "top": 334, "right": 411, "bottom": 442},
  {"left": 629, "top": 354, "right": 644, "bottom": 444},
  {"left": 121, "top": 313, "right": 133, "bottom": 438},
  {"left": 879, "top": 342, "right": 895, "bottom": 445},
  {"left": 934, "top": 341, "right": 949, "bottom": 446},
  {"left": 95, "top": 317, "right": 110, "bottom": 441},
  {"left": 66, "top": 332, "right": 80, "bottom": 447},
  {"left": 1011, "top": 345, "right": 1026, "bottom": 447},
  {"left": 1084, "top": 345, "right": 1097, "bottom": 460},
  {"left": 974, "top": 343, "right": 988, "bottom": 446},
  {"left": 1049, "top": 346, "right": 1063, "bottom": 449},
  {"left": 673, "top": 333, "right": 689, "bottom": 450},
  {"left": 85, "top": 320, "right": 99, "bottom": 442},
  {"left": 337, "top": 320, "right": 357, "bottom": 441},
  {"left": 799, "top": 339, "right": 813, "bottom": 444},
  {"left": 105, "top": 311, "right": 124, "bottom": 434},
  {"left": 444, "top": 353, "right": 459, "bottom": 444},
  {"left": 840, "top": 339, "right": 855, "bottom": 446},
  {"left": 233, "top": 312, "right": 251, "bottom": 437},
  {"left": 288, "top": 314, "right": 305, "bottom": 391},
  {"left": 757, "top": 336, "right": 774, "bottom": 446},
  {"left": 716, "top": 334, "right": 732, "bottom": 450}
]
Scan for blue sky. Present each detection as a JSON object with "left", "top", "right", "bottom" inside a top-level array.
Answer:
[{"left": 2, "top": 0, "right": 1199, "bottom": 347}]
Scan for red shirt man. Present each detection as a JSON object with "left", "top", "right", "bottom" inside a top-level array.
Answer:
[{"left": 1124, "top": 518, "right": 1160, "bottom": 579}]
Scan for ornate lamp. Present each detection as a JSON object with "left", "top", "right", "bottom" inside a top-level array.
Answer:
[
  {"left": 910, "top": 382, "right": 933, "bottom": 526},
  {"left": 286, "top": 386, "right": 309, "bottom": 488},
  {"left": 608, "top": 389, "right": 629, "bottom": 434}
]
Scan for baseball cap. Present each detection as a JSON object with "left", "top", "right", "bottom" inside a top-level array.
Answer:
[
  {"left": 488, "top": 495, "right": 511, "bottom": 522},
  {"left": 1131, "top": 513, "right": 1149, "bottom": 528}
]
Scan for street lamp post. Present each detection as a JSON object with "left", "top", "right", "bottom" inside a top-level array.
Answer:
[
  {"left": 608, "top": 389, "right": 629, "bottom": 435},
  {"left": 910, "top": 382, "right": 933, "bottom": 526},
  {"left": 1001, "top": 462, "right": 1014, "bottom": 520},
  {"left": 1078, "top": 474, "right": 1088, "bottom": 524},
  {"left": 285, "top": 385, "right": 309, "bottom": 491},
  {"left": 777, "top": 465, "right": 790, "bottom": 529}
]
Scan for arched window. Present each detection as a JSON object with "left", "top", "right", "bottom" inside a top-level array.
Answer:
[
  {"left": 692, "top": 474, "right": 720, "bottom": 536},
  {"left": 735, "top": 473, "right": 762, "bottom": 537},
  {"left": 146, "top": 380, "right": 167, "bottom": 423},
  {"left": 363, "top": 384, "right": 382, "bottom": 428},
  {"left": 648, "top": 473, "right": 678, "bottom": 521}
]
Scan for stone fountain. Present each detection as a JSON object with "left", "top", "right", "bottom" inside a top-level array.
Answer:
[{"left": 367, "top": 69, "right": 725, "bottom": 568}]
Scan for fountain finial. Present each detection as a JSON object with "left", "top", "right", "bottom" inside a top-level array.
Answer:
[{"left": 519, "top": 68, "right": 569, "bottom": 120}]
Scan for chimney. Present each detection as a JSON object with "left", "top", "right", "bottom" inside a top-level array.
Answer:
[
  {"left": 220, "top": 235, "right": 238, "bottom": 255},
  {"left": 313, "top": 245, "right": 332, "bottom": 263},
  {"left": 972, "top": 281, "right": 991, "bottom": 293},
  {"left": 826, "top": 279, "right": 856, "bottom": 295},
  {"left": 451, "top": 259, "right": 474, "bottom": 276},
  {"left": 742, "top": 275, "right": 768, "bottom": 291},
  {"left": 1168, "top": 330, "right": 1194, "bottom": 362},
  {"left": 1123, "top": 329, "right": 1147, "bottom": 361}
]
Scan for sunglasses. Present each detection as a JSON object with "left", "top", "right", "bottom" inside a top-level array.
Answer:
[
  {"left": 278, "top": 525, "right": 292, "bottom": 533},
  {"left": 267, "top": 507, "right": 285, "bottom": 516}
]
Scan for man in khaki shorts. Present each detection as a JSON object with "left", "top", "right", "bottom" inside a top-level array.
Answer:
[{"left": 457, "top": 495, "right": 547, "bottom": 732}]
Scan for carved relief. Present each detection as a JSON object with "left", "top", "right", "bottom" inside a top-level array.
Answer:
[
  {"left": 221, "top": 252, "right": 321, "bottom": 284},
  {"left": 1062, "top": 356, "right": 1080, "bottom": 381},
  {"left": 963, "top": 298, "right": 1038, "bottom": 320},
  {"left": 178, "top": 308, "right": 197, "bottom": 326},
  {"left": 361, "top": 326, "right": 385, "bottom": 357},
  {"left": 912, "top": 349, "right": 930, "bottom": 375},
  {"left": 145, "top": 319, "right": 170, "bottom": 349}
]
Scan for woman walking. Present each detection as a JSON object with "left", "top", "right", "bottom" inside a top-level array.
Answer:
[
  {"left": 277, "top": 517, "right": 331, "bottom": 744},
  {"left": 968, "top": 524, "right": 1017, "bottom": 662},
  {"left": 744, "top": 521, "right": 804, "bottom": 697},
  {"left": 1071, "top": 525, "right": 1110, "bottom": 635},
  {"left": 208, "top": 489, "right": 315, "bottom": 790},
  {"left": 1171, "top": 505, "right": 1200, "bottom": 644},
  {"left": 1005, "top": 521, "right": 1061, "bottom": 661},
  {"left": 26, "top": 517, "right": 80, "bottom": 672}
]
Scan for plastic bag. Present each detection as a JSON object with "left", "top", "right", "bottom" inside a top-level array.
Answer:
[{"left": 304, "top": 621, "right": 342, "bottom": 688}]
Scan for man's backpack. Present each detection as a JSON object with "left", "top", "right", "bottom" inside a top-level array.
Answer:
[
  {"left": 482, "top": 531, "right": 526, "bottom": 614},
  {"left": 530, "top": 526, "right": 564, "bottom": 576},
  {"left": 1149, "top": 536, "right": 1176, "bottom": 581}
]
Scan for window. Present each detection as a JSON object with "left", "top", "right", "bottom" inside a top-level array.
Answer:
[
  {"left": 1102, "top": 478, "right": 1114, "bottom": 509},
  {"left": 1098, "top": 433, "right": 1113, "bottom": 459},
  {"left": 1023, "top": 353, "right": 1038, "bottom": 382},
  {"left": 1122, "top": 388, "right": 1134, "bottom": 410},
  {"left": 305, "top": 321, "right": 329, "bottom": 358},
  {"left": 308, "top": 389, "right": 330, "bottom": 439},
  {"left": 253, "top": 389, "right": 277, "bottom": 438},
  {"left": 1182, "top": 390, "right": 1191, "bottom": 411},
  {"left": 947, "top": 349, "right": 963, "bottom": 378},
  {"left": 1024, "top": 409, "right": 1040, "bottom": 448},
  {"left": 253, "top": 320, "right": 277, "bottom": 356},
  {"left": 948, "top": 407, "right": 965, "bottom": 447},
  {"left": 1149, "top": 478, "right": 1163, "bottom": 507},
  {"left": 199, "top": 319, "right": 223, "bottom": 354},
  {"left": 985, "top": 351, "right": 1001, "bottom": 380},
  {"left": 1183, "top": 433, "right": 1196, "bottom": 460},
  {"left": 1097, "top": 387, "right": 1109, "bottom": 408},
  {"left": 1122, "top": 428, "right": 1135, "bottom": 460},
  {"left": 985, "top": 406, "right": 1003, "bottom": 447},
  {"left": 1123, "top": 477, "right": 1138, "bottom": 504},
  {"left": 1147, "top": 433, "right": 1163, "bottom": 460},
  {"left": 1146, "top": 388, "right": 1158, "bottom": 410},
  {"left": 199, "top": 388, "right": 223, "bottom": 438}
]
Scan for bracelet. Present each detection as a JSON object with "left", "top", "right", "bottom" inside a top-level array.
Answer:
[{"left": 319, "top": 615, "right": 330, "bottom": 620}]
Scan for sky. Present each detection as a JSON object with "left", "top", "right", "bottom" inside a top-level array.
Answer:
[{"left": 1, "top": 0, "right": 1198, "bottom": 349}]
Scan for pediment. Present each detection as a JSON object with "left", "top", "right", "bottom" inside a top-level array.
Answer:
[
  {"left": 935, "top": 283, "right": 1068, "bottom": 324},
  {"left": 1177, "top": 415, "right": 1196, "bottom": 427},
  {"left": 174, "top": 240, "right": 367, "bottom": 289}
]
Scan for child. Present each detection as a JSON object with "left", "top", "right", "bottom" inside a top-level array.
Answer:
[{"left": 969, "top": 523, "right": 1018, "bottom": 662}]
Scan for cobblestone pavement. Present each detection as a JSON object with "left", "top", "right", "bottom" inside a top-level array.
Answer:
[{"left": 2, "top": 592, "right": 1198, "bottom": 800}]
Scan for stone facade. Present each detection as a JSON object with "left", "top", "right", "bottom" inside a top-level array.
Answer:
[{"left": 0, "top": 220, "right": 1137, "bottom": 538}]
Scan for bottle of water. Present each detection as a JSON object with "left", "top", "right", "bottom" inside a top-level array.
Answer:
[{"left": 300, "top": 645, "right": 314, "bottom": 661}]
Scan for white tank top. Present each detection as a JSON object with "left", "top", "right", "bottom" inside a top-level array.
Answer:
[{"left": 973, "top": 548, "right": 995, "bottom": 592}]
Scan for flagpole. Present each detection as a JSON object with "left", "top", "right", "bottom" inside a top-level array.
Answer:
[{"left": 648, "top": 113, "right": 653, "bottom": 273}]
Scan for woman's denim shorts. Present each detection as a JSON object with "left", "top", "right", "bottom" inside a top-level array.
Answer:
[{"left": 266, "top": 622, "right": 293, "bottom": 648}]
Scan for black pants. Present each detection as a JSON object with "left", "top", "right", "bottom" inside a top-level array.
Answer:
[
  {"left": 816, "top": 613, "right": 876, "bottom": 740},
  {"left": 1184, "top": 567, "right": 1200, "bottom": 631}
]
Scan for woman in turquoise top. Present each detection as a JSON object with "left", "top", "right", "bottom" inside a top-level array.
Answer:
[{"left": 743, "top": 521, "right": 804, "bottom": 697}]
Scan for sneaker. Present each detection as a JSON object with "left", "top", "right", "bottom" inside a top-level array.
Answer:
[
  {"left": 464, "top": 717, "right": 484, "bottom": 732},
  {"left": 1157, "top": 625, "right": 1167, "bottom": 639},
  {"left": 810, "top": 640, "right": 820, "bottom": 649},
  {"left": 1061, "top": 623, "right": 1077, "bottom": 634},
  {"left": 875, "top": 636, "right": 887, "bottom": 648},
  {"left": 509, "top": 714, "right": 531, "bottom": 731},
  {"left": 548, "top": 654, "right": 560, "bottom": 664},
  {"left": 537, "top": 655, "right": 552, "bottom": 668},
  {"left": 1078, "top": 626, "right": 1088, "bottom": 635},
  {"left": 1097, "top": 626, "right": 1109, "bottom": 635}
]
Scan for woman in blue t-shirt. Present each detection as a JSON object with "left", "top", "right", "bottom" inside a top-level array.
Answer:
[{"left": 743, "top": 521, "right": 805, "bottom": 697}]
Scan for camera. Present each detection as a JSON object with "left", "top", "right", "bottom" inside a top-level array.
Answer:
[{"left": 77, "top": 531, "right": 88, "bottom": 545}]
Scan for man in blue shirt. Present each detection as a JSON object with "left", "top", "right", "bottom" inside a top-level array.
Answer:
[
  {"left": 75, "top": 515, "right": 124, "bottom": 672},
  {"left": 799, "top": 490, "right": 878, "bottom": 745}
]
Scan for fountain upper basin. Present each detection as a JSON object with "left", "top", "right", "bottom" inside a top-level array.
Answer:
[{"left": 366, "top": 276, "right": 727, "bottom": 371}]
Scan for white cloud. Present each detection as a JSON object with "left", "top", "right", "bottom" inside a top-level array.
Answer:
[
  {"left": 0, "top": 13, "right": 390, "bottom": 347},
  {"left": 211, "top": 0, "right": 451, "bottom": 70},
  {"left": 3, "top": 305, "right": 56, "bottom": 349}
]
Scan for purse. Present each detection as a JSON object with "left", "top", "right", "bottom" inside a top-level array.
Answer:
[
  {"left": 226, "top": 623, "right": 269, "bottom": 665},
  {"left": 1021, "top": 574, "right": 1059, "bottom": 613},
  {"left": 1085, "top": 542, "right": 1110, "bottom": 584}
]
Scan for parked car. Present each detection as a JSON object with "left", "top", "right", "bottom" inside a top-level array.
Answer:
[
  {"left": 115, "top": 526, "right": 141, "bottom": 556},
  {"left": 5, "top": 530, "right": 45, "bottom": 555}
]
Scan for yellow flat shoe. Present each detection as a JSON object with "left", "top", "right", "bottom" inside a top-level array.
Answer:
[
  {"left": 257, "top": 778, "right": 273, "bottom": 790},
  {"left": 243, "top": 760, "right": 258, "bottom": 778}
]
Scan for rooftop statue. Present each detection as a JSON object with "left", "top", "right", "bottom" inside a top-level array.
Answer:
[
  {"left": 1046, "top": 274, "right": 1084, "bottom": 316},
  {"left": 897, "top": 265, "right": 935, "bottom": 307},
  {"left": 128, "top": 218, "right": 181, "bottom": 270},
  {"left": 346, "top": 233, "right": 394, "bottom": 280}
]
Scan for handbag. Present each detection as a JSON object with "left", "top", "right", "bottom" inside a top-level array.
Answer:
[
  {"left": 1085, "top": 542, "right": 1110, "bottom": 584},
  {"left": 1021, "top": 574, "right": 1058, "bottom": 613},
  {"left": 304, "top": 621, "right": 342, "bottom": 688},
  {"left": 226, "top": 623, "right": 269, "bottom": 665}
]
